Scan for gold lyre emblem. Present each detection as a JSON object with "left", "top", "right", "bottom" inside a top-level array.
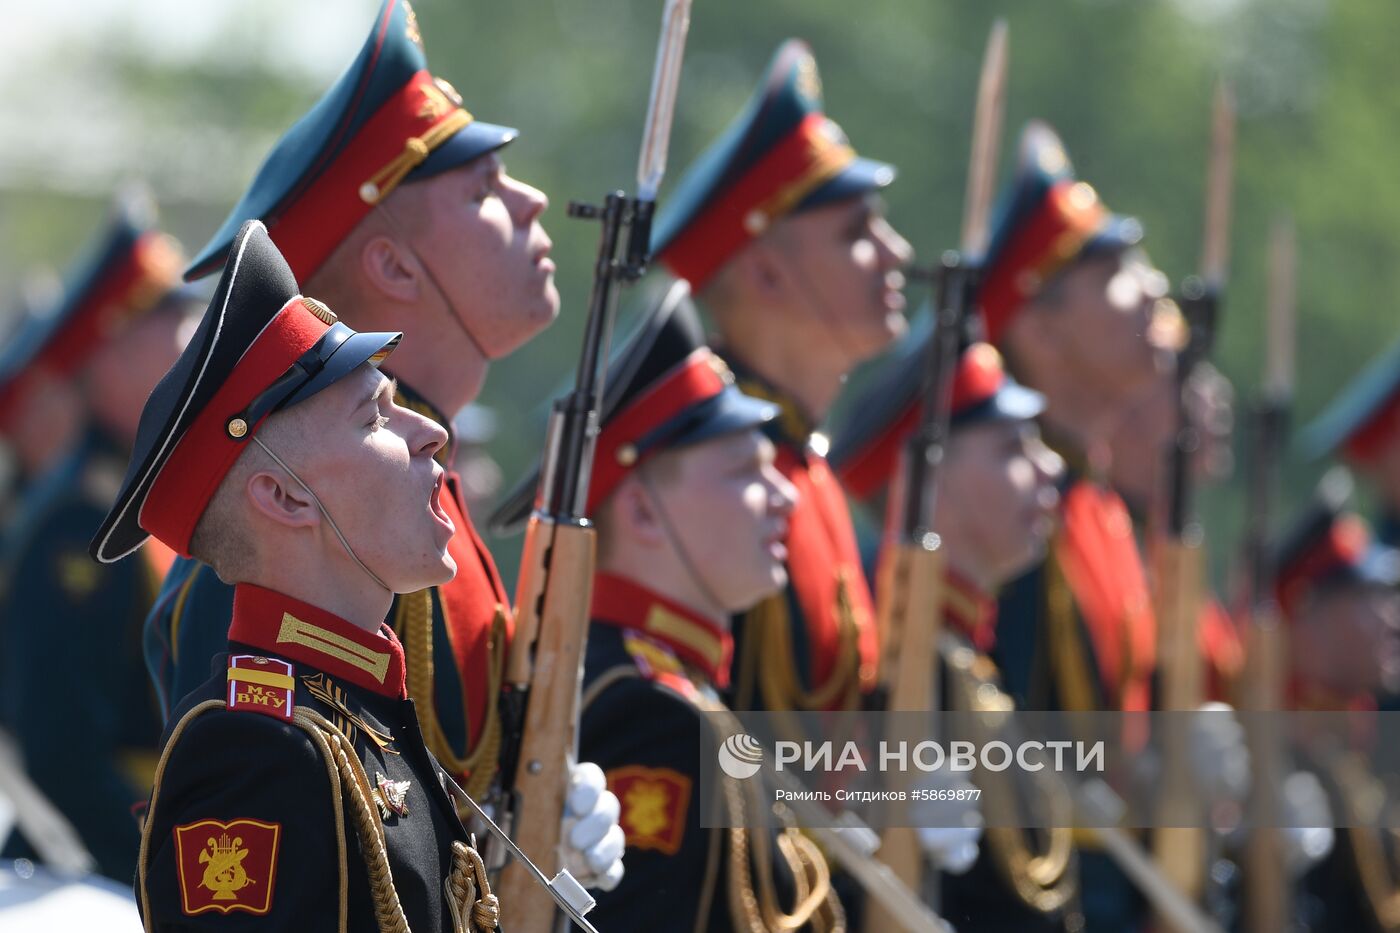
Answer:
[{"left": 199, "top": 832, "right": 251, "bottom": 901}]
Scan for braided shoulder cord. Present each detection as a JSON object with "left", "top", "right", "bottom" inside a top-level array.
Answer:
[
  {"left": 138, "top": 701, "right": 351, "bottom": 933},
  {"left": 445, "top": 840, "right": 501, "bottom": 931},
  {"left": 297, "top": 708, "right": 411, "bottom": 933}
]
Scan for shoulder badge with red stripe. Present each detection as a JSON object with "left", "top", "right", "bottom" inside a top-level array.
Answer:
[
  {"left": 622, "top": 633, "right": 701, "bottom": 703},
  {"left": 227, "top": 655, "right": 295, "bottom": 721}
]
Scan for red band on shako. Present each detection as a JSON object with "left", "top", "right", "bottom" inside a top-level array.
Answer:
[
  {"left": 0, "top": 231, "right": 181, "bottom": 434},
  {"left": 661, "top": 112, "right": 855, "bottom": 291},
  {"left": 141, "top": 298, "right": 332, "bottom": 556},
  {"left": 979, "top": 180, "right": 1107, "bottom": 344},
  {"left": 589, "top": 349, "right": 729, "bottom": 513},
  {"left": 840, "top": 343, "right": 1009, "bottom": 500},
  {"left": 44, "top": 231, "right": 183, "bottom": 376},
  {"left": 268, "top": 69, "right": 473, "bottom": 281},
  {"left": 1343, "top": 394, "right": 1400, "bottom": 465},
  {"left": 1276, "top": 514, "right": 1369, "bottom": 618}
]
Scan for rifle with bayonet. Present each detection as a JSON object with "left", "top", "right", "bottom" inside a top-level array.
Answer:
[
  {"left": 1239, "top": 215, "right": 1296, "bottom": 933},
  {"left": 867, "top": 19, "right": 1007, "bottom": 931},
  {"left": 1152, "top": 79, "right": 1234, "bottom": 915},
  {"left": 496, "top": 2, "right": 692, "bottom": 926}
]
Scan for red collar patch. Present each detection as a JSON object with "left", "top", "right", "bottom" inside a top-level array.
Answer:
[
  {"left": 943, "top": 570, "right": 998, "bottom": 653},
  {"left": 228, "top": 584, "right": 407, "bottom": 698},
  {"left": 591, "top": 573, "right": 733, "bottom": 688}
]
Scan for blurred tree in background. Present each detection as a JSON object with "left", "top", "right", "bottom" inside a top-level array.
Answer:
[{"left": 1, "top": 0, "right": 1396, "bottom": 590}]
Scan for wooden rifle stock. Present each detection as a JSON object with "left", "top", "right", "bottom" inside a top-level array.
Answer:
[
  {"left": 1152, "top": 79, "right": 1234, "bottom": 911},
  {"left": 498, "top": 515, "right": 597, "bottom": 928},
  {"left": 1240, "top": 601, "right": 1288, "bottom": 933},
  {"left": 1241, "top": 216, "right": 1296, "bottom": 932},
  {"left": 496, "top": 3, "right": 692, "bottom": 922},
  {"left": 1150, "top": 535, "right": 1208, "bottom": 905},
  {"left": 868, "top": 540, "right": 947, "bottom": 930},
  {"left": 867, "top": 24, "right": 1006, "bottom": 929}
]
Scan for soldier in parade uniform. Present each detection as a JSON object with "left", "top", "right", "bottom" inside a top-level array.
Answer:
[
  {"left": 1301, "top": 336, "right": 1400, "bottom": 550},
  {"left": 92, "top": 218, "right": 508, "bottom": 930},
  {"left": 498, "top": 288, "right": 871, "bottom": 930},
  {"left": 649, "top": 39, "right": 913, "bottom": 719},
  {"left": 0, "top": 191, "right": 193, "bottom": 881},
  {"left": 1265, "top": 471, "right": 1400, "bottom": 932},
  {"left": 0, "top": 287, "right": 85, "bottom": 532},
  {"left": 139, "top": 0, "right": 623, "bottom": 891},
  {"left": 834, "top": 335, "right": 1084, "bottom": 932},
  {"left": 971, "top": 120, "right": 1168, "bottom": 717},
  {"left": 1106, "top": 355, "right": 1244, "bottom": 702},
  {"left": 964, "top": 120, "right": 1256, "bottom": 929}
]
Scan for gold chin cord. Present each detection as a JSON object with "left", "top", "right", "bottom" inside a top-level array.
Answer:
[{"left": 252, "top": 435, "right": 394, "bottom": 594}]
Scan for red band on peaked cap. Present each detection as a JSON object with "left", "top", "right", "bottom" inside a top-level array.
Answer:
[
  {"left": 41, "top": 231, "right": 183, "bottom": 376},
  {"left": 979, "top": 180, "right": 1107, "bottom": 344},
  {"left": 1276, "top": 514, "right": 1369, "bottom": 618},
  {"left": 268, "top": 69, "right": 472, "bottom": 282},
  {"left": 589, "top": 349, "right": 729, "bottom": 513},
  {"left": 141, "top": 299, "right": 332, "bottom": 556},
  {"left": 1343, "top": 393, "right": 1400, "bottom": 465},
  {"left": 661, "top": 112, "right": 855, "bottom": 291},
  {"left": 840, "top": 343, "right": 1010, "bottom": 501}
]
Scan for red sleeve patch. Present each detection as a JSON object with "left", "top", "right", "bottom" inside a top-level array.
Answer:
[
  {"left": 607, "top": 765, "right": 692, "bottom": 856},
  {"left": 174, "top": 818, "right": 282, "bottom": 916}
]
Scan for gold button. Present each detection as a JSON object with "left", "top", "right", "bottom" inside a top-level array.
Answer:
[
  {"left": 743, "top": 210, "right": 768, "bottom": 235},
  {"left": 359, "top": 182, "right": 381, "bottom": 204},
  {"left": 227, "top": 418, "right": 249, "bottom": 439},
  {"left": 616, "top": 444, "right": 638, "bottom": 467}
]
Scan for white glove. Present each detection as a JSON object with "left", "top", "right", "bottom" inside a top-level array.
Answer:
[
  {"left": 908, "top": 770, "right": 984, "bottom": 875},
  {"left": 560, "top": 762, "right": 626, "bottom": 892},
  {"left": 1279, "top": 770, "right": 1335, "bottom": 877},
  {"left": 1188, "top": 702, "right": 1250, "bottom": 802}
]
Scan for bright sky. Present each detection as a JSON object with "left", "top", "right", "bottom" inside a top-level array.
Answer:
[
  {"left": 0, "top": 0, "right": 372, "bottom": 81},
  {"left": 0, "top": 1, "right": 378, "bottom": 203}
]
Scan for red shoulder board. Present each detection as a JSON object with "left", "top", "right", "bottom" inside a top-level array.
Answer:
[
  {"left": 174, "top": 817, "right": 282, "bottom": 916},
  {"left": 227, "top": 655, "right": 295, "bottom": 721},
  {"left": 607, "top": 765, "right": 692, "bottom": 856}
]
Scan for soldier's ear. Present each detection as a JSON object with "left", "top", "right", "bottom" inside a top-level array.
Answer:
[
  {"left": 360, "top": 234, "right": 420, "bottom": 304},
  {"left": 732, "top": 238, "right": 792, "bottom": 307},
  {"left": 611, "top": 476, "right": 668, "bottom": 547},
  {"left": 244, "top": 466, "right": 320, "bottom": 531}
]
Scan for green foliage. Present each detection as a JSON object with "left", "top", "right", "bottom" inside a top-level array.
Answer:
[{"left": 5, "top": 0, "right": 1400, "bottom": 587}]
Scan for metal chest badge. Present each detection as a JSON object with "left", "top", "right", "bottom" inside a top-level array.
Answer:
[{"left": 376, "top": 772, "right": 412, "bottom": 819}]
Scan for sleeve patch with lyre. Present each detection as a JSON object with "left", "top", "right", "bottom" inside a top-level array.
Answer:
[
  {"left": 607, "top": 765, "right": 692, "bottom": 856},
  {"left": 174, "top": 817, "right": 281, "bottom": 916},
  {"left": 227, "top": 655, "right": 296, "bottom": 721}
]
